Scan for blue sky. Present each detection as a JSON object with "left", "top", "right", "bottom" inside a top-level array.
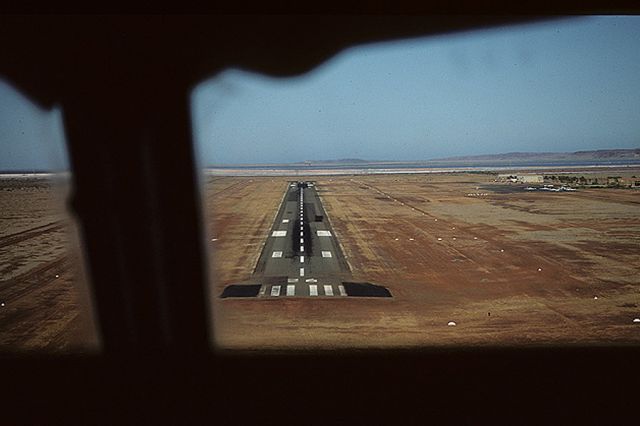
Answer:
[
  {"left": 192, "top": 16, "right": 640, "bottom": 165},
  {"left": 0, "top": 82, "right": 67, "bottom": 171},
  {"left": 1, "top": 17, "right": 639, "bottom": 170}
]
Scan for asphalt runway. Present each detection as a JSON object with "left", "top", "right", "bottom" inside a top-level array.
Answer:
[{"left": 252, "top": 181, "right": 351, "bottom": 298}]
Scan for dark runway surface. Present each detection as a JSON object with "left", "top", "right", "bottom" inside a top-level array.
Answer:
[
  {"left": 221, "top": 181, "right": 391, "bottom": 299},
  {"left": 252, "top": 181, "right": 351, "bottom": 298}
]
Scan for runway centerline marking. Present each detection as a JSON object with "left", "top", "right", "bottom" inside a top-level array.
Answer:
[
  {"left": 300, "top": 255, "right": 304, "bottom": 263},
  {"left": 300, "top": 267, "right": 305, "bottom": 277}
]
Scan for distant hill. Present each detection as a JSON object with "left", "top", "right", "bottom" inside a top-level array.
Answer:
[
  {"left": 296, "top": 159, "right": 369, "bottom": 164},
  {"left": 295, "top": 149, "right": 640, "bottom": 165},
  {"left": 207, "top": 148, "right": 640, "bottom": 169},
  {"left": 434, "top": 148, "right": 640, "bottom": 163}
]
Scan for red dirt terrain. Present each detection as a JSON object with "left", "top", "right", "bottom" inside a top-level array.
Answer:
[
  {"left": 209, "top": 172, "right": 640, "bottom": 349},
  {"left": 0, "top": 177, "right": 99, "bottom": 352},
  {"left": 1, "top": 171, "right": 638, "bottom": 352}
]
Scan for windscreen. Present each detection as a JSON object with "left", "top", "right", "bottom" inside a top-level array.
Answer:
[
  {"left": 204, "top": 16, "right": 638, "bottom": 349},
  {"left": 0, "top": 80, "right": 100, "bottom": 353}
]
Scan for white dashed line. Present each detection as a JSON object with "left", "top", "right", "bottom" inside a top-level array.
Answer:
[
  {"left": 317, "top": 230, "right": 332, "bottom": 237},
  {"left": 309, "top": 285, "right": 318, "bottom": 296},
  {"left": 324, "top": 285, "right": 334, "bottom": 296},
  {"left": 300, "top": 231, "right": 304, "bottom": 237},
  {"left": 300, "top": 245, "right": 304, "bottom": 252},
  {"left": 338, "top": 285, "right": 347, "bottom": 296},
  {"left": 300, "top": 255, "right": 304, "bottom": 263},
  {"left": 272, "top": 230, "right": 287, "bottom": 237},
  {"left": 272, "top": 251, "right": 283, "bottom": 258},
  {"left": 288, "top": 278, "right": 299, "bottom": 283},
  {"left": 321, "top": 251, "right": 332, "bottom": 258},
  {"left": 270, "top": 286, "right": 281, "bottom": 297},
  {"left": 282, "top": 219, "right": 289, "bottom": 223},
  {"left": 286, "top": 285, "right": 295, "bottom": 296},
  {"left": 300, "top": 238, "right": 304, "bottom": 244},
  {"left": 300, "top": 267, "right": 305, "bottom": 277}
]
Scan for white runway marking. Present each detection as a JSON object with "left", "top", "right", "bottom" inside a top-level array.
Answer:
[
  {"left": 288, "top": 278, "right": 299, "bottom": 283},
  {"left": 300, "top": 231, "right": 304, "bottom": 237},
  {"left": 282, "top": 219, "right": 289, "bottom": 223},
  {"left": 338, "top": 285, "right": 347, "bottom": 296},
  {"left": 300, "top": 267, "right": 305, "bottom": 277},
  {"left": 259, "top": 286, "right": 266, "bottom": 296},
  {"left": 272, "top": 251, "right": 283, "bottom": 258},
  {"left": 286, "top": 285, "right": 295, "bottom": 296},
  {"left": 300, "top": 238, "right": 304, "bottom": 244},
  {"left": 324, "top": 285, "right": 334, "bottom": 296},
  {"left": 300, "top": 255, "right": 304, "bottom": 263},
  {"left": 317, "top": 230, "right": 332, "bottom": 237},
  {"left": 272, "top": 230, "right": 287, "bottom": 237},
  {"left": 300, "top": 245, "right": 304, "bottom": 252},
  {"left": 309, "top": 285, "right": 318, "bottom": 296},
  {"left": 305, "top": 278, "right": 317, "bottom": 283},
  {"left": 270, "top": 286, "right": 281, "bottom": 297},
  {"left": 321, "top": 251, "right": 332, "bottom": 258}
]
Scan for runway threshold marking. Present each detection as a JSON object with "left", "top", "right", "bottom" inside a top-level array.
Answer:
[
  {"left": 286, "top": 285, "right": 295, "bottom": 296},
  {"left": 324, "top": 285, "right": 334, "bottom": 296},
  {"left": 271, "top": 286, "right": 281, "bottom": 297},
  {"left": 338, "top": 285, "right": 347, "bottom": 296},
  {"left": 309, "top": 285, "right": 318, "bottom": 296}
]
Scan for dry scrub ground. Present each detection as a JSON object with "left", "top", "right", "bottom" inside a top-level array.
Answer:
[
  {"left": 1, "top": 172, "right": 638, "bottom": 352},
  {"left": 209, "top": 173, "right": 640, "bottom": 349},
  {"left": 0, "top": 177, "right": 98, "bottom": 352}
]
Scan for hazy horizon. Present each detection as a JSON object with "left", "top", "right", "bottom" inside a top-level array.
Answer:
[{"left": 202, "top": 147, "right": 640, "bottom": 166}]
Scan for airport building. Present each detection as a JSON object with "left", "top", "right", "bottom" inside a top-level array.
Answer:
[{"left": 497, "top": 174, "right": 544, "bottom": 183}]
